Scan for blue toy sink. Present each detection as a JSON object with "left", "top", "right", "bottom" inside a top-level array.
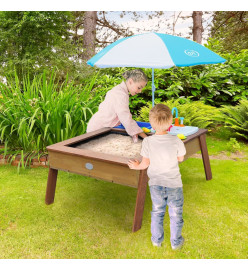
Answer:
[{"left": 168, "top": 125, "right": 199, "bottom": 136}]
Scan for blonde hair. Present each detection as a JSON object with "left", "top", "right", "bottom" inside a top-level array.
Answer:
[
  {"left": 149, "top": 104, "right": 173, "bottom": 132},
  {"left": 122, "top": 69, "right": 148, "bottom": 83}
]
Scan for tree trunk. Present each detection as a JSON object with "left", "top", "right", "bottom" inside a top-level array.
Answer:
[
  {"left": 192, "top": 11, "right": 203, "bottom": 44},
  {"left": 82, "top": 11, "right": 97, "bottom": 61}
]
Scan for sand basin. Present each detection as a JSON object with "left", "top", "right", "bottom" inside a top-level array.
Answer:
[{"left": 75, "top": 134, "right": 142, "bottom": 159}]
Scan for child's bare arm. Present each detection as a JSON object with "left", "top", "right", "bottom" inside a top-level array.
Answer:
[
  {"left": 128, "top": 157, "right": 150, "bottom": 170},
  {"left": 177, "top": 156, "right": 184, "bottom": 162}
]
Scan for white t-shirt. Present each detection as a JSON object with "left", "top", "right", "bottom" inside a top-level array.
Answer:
[{"left": 140, "top": 134, "right": 186, "bottom": 188}]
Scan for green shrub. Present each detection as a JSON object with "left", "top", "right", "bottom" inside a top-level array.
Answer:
[
  {"left": 217, "top": 99, "right": 248, "bottom": 140},
  {"left": 0, "top": 70, "right": 104, "bottom": 153},
  {"left": 137, "top": 99, "right": 221, "bottom": 129},
  {"left": 93, "top": 46, "right": 248, "bottom": 111}
]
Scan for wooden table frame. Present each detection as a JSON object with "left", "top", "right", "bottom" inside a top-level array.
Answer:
[{"left": 45, "top": 127, "right": 212, "bottom": 232}]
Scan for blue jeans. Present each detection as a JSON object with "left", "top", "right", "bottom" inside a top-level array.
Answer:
[{"left": 149, "top": 185, "right": 184, "bottom": 247}]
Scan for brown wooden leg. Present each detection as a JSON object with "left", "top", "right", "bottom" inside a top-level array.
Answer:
[
  {"left": 199, "top": 134, "right": 212, "bottom": 180},
  {"left": 45, "top": 167, "right": 58, "bottom": 205},
  {"left": 132, "top": 169, "right": 148, "bottom": 232}
]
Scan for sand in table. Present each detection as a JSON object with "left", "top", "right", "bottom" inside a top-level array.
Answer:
[{"left": 75, "top": 134, "right": 143, "bottom": 159}]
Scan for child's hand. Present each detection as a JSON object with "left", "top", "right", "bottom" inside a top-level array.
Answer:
[{"left": 128, "top": 159, "right": 140, "bottom": 169}]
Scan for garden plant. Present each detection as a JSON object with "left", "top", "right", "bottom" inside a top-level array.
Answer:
[{"left": 0, "top": 27, "right": 247, "bottom": 259}]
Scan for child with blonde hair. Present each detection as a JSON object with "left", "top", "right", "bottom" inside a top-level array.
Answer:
[
  {"left": 128, "top": 104, "right": 186, "bottom": 249},
  {"left": 87, "top": 69, "right": 148, "bottom": 142}
]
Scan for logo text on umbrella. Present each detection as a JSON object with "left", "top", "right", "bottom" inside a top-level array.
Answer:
[{"left": 184, "top": 50, "right": 200, "bottom": 57}]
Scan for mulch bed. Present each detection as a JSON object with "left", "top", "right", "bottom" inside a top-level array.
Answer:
[
  {"left": 191, "top": 151, "right": 247, "bottom": 161},
  {"left": 0, "top": 154, "right": 49, "bottom": 168},
  {"left": 0, "top": 146, "right": 49, "bottom": 168}
]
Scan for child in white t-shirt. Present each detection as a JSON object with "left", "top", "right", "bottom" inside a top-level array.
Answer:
[{"left": 128, "top": 104, "right": 186, "bottom": 249}]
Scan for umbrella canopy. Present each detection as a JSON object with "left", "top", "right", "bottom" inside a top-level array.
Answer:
[{"left": 87, "top": 32, "right": 226, "bottom": 106}]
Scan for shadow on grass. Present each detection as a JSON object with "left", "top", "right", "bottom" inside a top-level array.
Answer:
[
  {"left": 50, "top": 158, "right": 208, "bottom": 235},
  {"left": 49, "top": 172, "right": 152, "bottom": 233}
]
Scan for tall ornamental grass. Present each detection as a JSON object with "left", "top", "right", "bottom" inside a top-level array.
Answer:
[{"left": 0, "top": 70, "right": 103, "bottom": 155}]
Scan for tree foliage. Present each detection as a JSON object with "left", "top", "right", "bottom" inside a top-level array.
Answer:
[
  {"left": 209, "top": 11, "right": 248, "bottom": 53},
  {"left": 0, "top": 11, "right": 93, "bottom": 83}
]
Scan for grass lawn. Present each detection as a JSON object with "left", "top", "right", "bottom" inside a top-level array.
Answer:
[{"left": 0, "top": 135, "right": 248, "bottom": 259}]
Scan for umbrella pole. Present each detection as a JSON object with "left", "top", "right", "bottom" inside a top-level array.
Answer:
[{"left": 152, "top": 68, "right": 155, "bottom": 107}]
